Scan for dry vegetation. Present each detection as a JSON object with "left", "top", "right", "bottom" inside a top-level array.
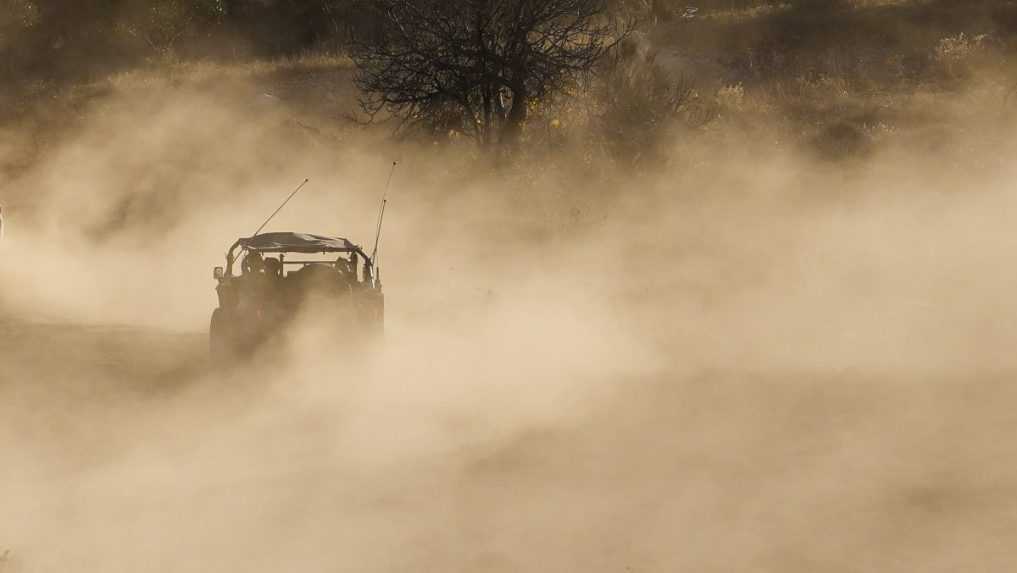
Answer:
[{"left": 4, "top": 0, "right": 1015, "bottom": 180}]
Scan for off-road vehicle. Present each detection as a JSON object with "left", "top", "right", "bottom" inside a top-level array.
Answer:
[{"left": 210, "top": 231, "right": 384, "bottom": 359}]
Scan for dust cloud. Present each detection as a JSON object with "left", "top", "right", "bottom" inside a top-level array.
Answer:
[{"left": 2, "top": 63, "right": 1017, "bottom": 572}]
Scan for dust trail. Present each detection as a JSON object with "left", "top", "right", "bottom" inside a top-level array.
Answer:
[{"left": 2, "top": 63, "right": 1017, "bottom": 572}]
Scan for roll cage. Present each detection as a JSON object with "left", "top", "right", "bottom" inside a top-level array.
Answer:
[{"left": 219, "top": 232, "right": 377, "bottom": 284}]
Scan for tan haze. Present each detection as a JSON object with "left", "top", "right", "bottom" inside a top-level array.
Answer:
[{"left": 3, "top": 11, "right": 1017, "bottom": 573}]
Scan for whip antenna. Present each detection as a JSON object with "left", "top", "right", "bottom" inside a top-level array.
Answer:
[
  {"left": 370, "top": 161, "right": 398, "bottom": 266},
  {"left": 253, "top": 178, "right": 310, "bottom": 236}
]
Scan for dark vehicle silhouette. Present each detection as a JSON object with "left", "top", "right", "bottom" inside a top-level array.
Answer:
[{"left": 210, "top": 232, "right": 384, "bottom": 360}]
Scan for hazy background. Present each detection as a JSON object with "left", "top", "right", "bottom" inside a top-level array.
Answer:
[{"left": 2, "top": 1, "right": 1017, "bottom": 571}]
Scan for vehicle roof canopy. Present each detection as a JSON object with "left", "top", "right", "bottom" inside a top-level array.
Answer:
[{"left": 237, "top": 232, "right": 361, "bottom": 254}]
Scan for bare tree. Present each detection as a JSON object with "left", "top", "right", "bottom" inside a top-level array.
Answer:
[{"left": 351, "top": 0, "right": 625, "bottom": 147}]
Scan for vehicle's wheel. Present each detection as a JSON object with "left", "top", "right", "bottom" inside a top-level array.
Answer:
[{"left": 209, "top": 308, "right": 234, "bottom": 364}]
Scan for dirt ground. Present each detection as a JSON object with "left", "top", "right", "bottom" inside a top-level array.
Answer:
[{"left": 3, "top": 311, "right": 1017, "bottom": 572}]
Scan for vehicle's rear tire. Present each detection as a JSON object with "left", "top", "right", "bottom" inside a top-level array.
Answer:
[{"left": 209, "top": 308, "right": 234, "bottom": 364}]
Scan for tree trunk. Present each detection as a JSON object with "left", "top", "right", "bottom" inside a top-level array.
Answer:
[
  {"left": 500, "top": 85, "right": 527, "bottom": 146},
  {"left": 482, "top": 84, "right": 493, "bottom": 147}
]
